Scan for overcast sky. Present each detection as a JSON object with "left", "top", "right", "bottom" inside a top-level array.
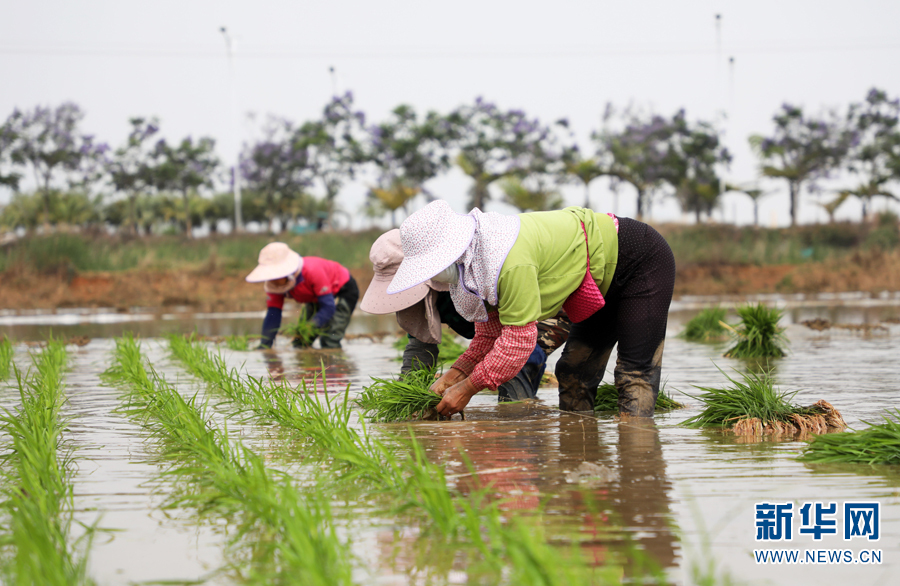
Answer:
[{"left": 2, "top": 0, "right": 899, "bottom": 228}]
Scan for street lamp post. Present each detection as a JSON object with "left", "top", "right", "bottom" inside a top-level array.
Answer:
[{"left": 220, "top": 26, "right": 243, "bottom": 232}]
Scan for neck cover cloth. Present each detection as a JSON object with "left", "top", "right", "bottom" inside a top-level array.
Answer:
[
  {"left": 449, "top": 207, "right": 520, "bottom": 323},
  {"left": 264, "top": 265, "right": 302, "bottom": 295}
]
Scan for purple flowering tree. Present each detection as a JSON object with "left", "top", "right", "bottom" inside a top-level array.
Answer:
[
  {"left": 241, "top": 116, "right": 315, "bottom": 232},
  {"left": 294, "top": 92, "right": 367, "bottom": 225},
  {"left": 106, "top": 117, "right": 160, "bottom": 235},
  {"left": 592, "top": 104, "right": 682, "bottom": 219},
  {"left": 150, "top": 135, "right": 219, "bottom": 238},
  {"left": 364, "top": 104, "right": 452, "bottom": 225},
  {"left": 750, "top": 103, "right": 851, "bottom": 226},
  {"left": 842, "top": 88, "right": 900, "bottom": 221},
  {"left": 444, "top": 98, "right": 563, "bottom": 210},
  {"left": 3, "top": 102, "right": 108, "bottom": 220}
]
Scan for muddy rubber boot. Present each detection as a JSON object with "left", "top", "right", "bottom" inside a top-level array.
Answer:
[
  {"left": 401, "top": 337, "right": 439, "bottom": 375},
  {"left": 498, "top": 363, "right": 540, "bottom": 402},
  {"left": 616, "top": 341, "right": 664, "bottom": 418},
  {"left": 556, "top": 338, "right": 612, "bottom": 411}
]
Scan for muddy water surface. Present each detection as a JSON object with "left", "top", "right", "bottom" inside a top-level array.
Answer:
[{"left": 2, "top": 301, "right": 900, "bottom": 585}]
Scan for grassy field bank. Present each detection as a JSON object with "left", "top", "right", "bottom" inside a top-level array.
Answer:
[{"left": 1, "top": 219, "right": 899, "bottom": 311}]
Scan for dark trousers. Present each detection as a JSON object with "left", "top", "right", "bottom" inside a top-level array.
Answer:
[
  {"left": 303, "top": 276, "right": 359, "bottom": 349},
  {"left": 555, "top": 218, "right": 675, "bottom": 416}
]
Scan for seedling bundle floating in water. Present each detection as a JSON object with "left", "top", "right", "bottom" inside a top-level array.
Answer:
[
  {"left": 680, "top": 368, "right": 846, "bottom": 436},
  {"left": 680, "top": 306, "right": 729, "bottom": 342},
  {"left": 723, "top": 303, "right": 787, "bottom": 358},
  {"left": 801, "top": 409, "right": 900, "bottom": 465},
  {"left": 594, "top": 381, "right": 684, "bottom": 412},
  {"left": 356, "top": 368, "right": 444, "bottom": 423}
]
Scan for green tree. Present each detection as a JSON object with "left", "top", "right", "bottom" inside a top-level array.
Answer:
[
  {"left": 3, "top": 103, "right": 108, "bottom": 223},
  {"left": 592, "top": 105, "right": 681, "bottom": 219},
  {"left": 150, "top": 135, "right": 219, "bottom": 237},
  {"left": 295, "top": 92, "right": 366, "bottom": 225},
  {"left": 750, "top": 104, "right": 851, "bottom": 226},
  {"left": 107, "top": 117, "right": 159, "bottom": 235},
  {"left": 444, "top": 98, "right": 563, "bottom": 210},
  {"left": 242, "top": 116, "right": 315, "bottom": 232},
  {"left": 364, "top": 104, "right": 451, "bottom": 223},
  {"left": 499, "top": 176, "right": 563, "bottom": 212},
  {"left": 564, "top": 152, "right": 604, "bottom": 209},
  {"left": 843, "top": 88, "right": 900, "bottom": 221}
]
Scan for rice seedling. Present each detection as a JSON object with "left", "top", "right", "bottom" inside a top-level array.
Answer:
[
  {"left": 0, "top": 340, "right": 94, "bottom": 585},
  {"left": 0, "top": 337, "right": 12, "bottom": 380},
  {"left": 107, "top": 335, "right": 352, "bottom": 585},
  {"left": 279, "top": 308, "right": 320, "bottom": 347},
  {"left": 679, "top": 367, "right": 846, "bottom": 436},
  {"left": 594, "top": 380, "right": 684, "bottom": 412},
  {"left": 166, "top": 335, "right": 648, "bottom": 583},
  {"left": 356, "top": 368, "right": 444, "bottom": 423},
  {"left": 801, "top": 409, "right": 900, "bottom": 465},
  {"left": 723, "top": 303, "right": 787, "bottom": 359},
  {"left": 680, "top": 306, "right": 729, "bottom": 342},
  {"left": 221, "top": 334, "right": 257, "bottom": 351}
]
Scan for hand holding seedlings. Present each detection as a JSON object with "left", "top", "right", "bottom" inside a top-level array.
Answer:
[
  {"left": 429, "top": 367, "right": 466, "bottom": 394},
  {"left": 436, "top": 377, "right": 478, "bottom": 417}
]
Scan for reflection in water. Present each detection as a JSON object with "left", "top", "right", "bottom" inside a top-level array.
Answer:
[
  {"left": 262, "top": 347, "right": 357, "bottom": 393},
  {"left": 399, "top": 406, "right": 679, "bottom": 575},
  {"left": 2, "top": 304, "right": 899, "bottom": 584}
]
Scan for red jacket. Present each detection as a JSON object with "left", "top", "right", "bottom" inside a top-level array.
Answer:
[{"left": 266, "top": 257, "right": 350, "bottom": 309}]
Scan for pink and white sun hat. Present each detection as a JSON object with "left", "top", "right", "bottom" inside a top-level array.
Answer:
[
  {"left": 361, "top": 230, "right": 436, "bottom": 314},
  {"left": 244, "top": 242, "right": 303, "bottom": 283},
  {"left": 386, "top": 200, "right": 476, "bottom": 295}
]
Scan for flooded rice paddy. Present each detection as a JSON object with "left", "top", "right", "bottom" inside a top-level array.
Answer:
[{"left": 1, "top": 296, "right": 900, "bottom": 585}]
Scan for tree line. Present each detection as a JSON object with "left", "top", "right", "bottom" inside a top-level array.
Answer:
[{"left": 0, "top": 89, "right": 898, "bottom": 236}]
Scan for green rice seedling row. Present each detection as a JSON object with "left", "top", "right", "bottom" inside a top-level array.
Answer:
[
  {"left": 0, "top": 340, "right": 94, "bottom": 585},
  {"left": 165, "top": 335, "right": 618, "bottom": 584},
  {"left": 106, "top": 335, "right": 352, "bottom": 585}
]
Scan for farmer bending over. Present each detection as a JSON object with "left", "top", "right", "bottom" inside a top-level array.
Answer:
[
  {"left": 386, "top": 200, "right": 675, "bottom": 418},
  {"left": 245, "top": 242, "right": 359, "bottom": 349},
  {"left": 361, "top": 229, "right": 571, "bottom": 401}
]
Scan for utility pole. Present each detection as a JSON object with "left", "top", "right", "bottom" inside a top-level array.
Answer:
[{"left": 220, "top": 26, "right": 243, "bottom": 232}]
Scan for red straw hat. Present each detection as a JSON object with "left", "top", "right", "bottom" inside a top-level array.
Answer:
[
  {"left": 245, "top": 242, "right": 303, "bottom": 283},
  {"left": 386, "top": 200, "right": 475, "bottom": 295}
]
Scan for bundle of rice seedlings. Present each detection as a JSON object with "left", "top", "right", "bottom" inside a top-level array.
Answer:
[
  {"left": 680, "top": 368, "right": 846, "bottom": 436},
  {"left": 356, "top": 368, "right": 444, "bottom": 422},
  {"left": 723, "top": 303, "right": 787, "bottom": 358},
  {"left": 801, "top": 409, "right": 900, "bottom": 464},
  {"left": 680, "top": 306, "right": 729, "bottom": 342},
  {"left": 594, "top": 381, "right": 684, "bottom": 412},
  {"left": 280, "top": 314, "right": 320, "bottom": 346}
]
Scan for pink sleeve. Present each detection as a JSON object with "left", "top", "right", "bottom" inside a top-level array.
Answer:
[
  {"left": 452, "top": 312, "right": 502, "bottom": 376},
  {"left": 468, "top": 322, "right": 538, "bottom": 391},
  {"left": 266, "top": 293, "right": 286, "bottom": 309}
]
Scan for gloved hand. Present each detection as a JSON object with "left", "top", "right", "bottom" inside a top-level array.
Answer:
[{"left": 429, "top": 367, "right": 466, "bottom": 395}]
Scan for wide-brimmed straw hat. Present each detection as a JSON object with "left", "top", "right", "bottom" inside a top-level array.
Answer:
[
  {"left": 360, "top": 229, "right": 448, "bottom": 314},
  {"left": 386, "top": 200, "right": 475, "bottom": 295},
  {"left": 245, "top": 242, "right": 303, "bottom": 283}
]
